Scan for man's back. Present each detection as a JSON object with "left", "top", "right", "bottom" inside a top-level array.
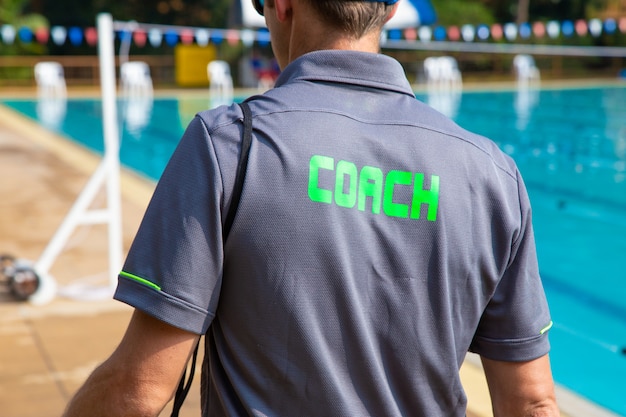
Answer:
[
  {"left": 191, "top": 50, "right": 551, "bottom": 416},
  {"left": 61, "top": 2, "right": 557, "bottom": 416}
]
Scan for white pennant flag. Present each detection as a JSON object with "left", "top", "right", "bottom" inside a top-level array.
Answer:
[
  {"left": 461, "top": 24, "right": 475, "bottom": 42},
  {"left": 588, "top": 19, "right": 603, "bottom": 37},
  {"left": 1, "top": 25, "right": 16, "bottom": 44},
  {"left": 240, "top": 29, "right": 255, "bottom": 47},
  {"left": 51, "top": 26, "right": 67, "bottom": 45},
  {"left": 195, "top": 29, "right": 210, "bottom": 46},
  {"left": 546, "top": 21, "right": 560, "bottom": 38},
  {"left": 504, "top": 22, "right": 517, "bottom": 41},
  {"left": 148, "top": 28, "right": 162, "bottom": 47},
  {"left": 418, "top": 26, "right": 432, "bottom": 42}
]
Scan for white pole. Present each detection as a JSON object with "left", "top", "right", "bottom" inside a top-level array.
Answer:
[
  {"left": 97, "top": 12, "right": 123, "bottom": 291},
  {"left": 31, "top": 13, "right": 123, "bottom": 304},
  {"left": 35, "top": 163, "right": 108, "bottom": 275}
]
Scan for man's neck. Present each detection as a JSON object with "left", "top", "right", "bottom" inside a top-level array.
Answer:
[{"left": 286, "top": 11, "right": 381, "bottom": 64}]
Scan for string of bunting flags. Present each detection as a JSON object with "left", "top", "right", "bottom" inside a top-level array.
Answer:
[
  {"left": 0, "top": 21, "right": 271, "bottom": 47},
  {"left": 384, "top": 16, "right": 626, "bottom": 43},
  {"left": 1, "top": 16, "right": 625, "bottom": 48}
]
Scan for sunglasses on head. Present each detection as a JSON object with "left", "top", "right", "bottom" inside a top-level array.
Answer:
[
  {"left": 252, "top": 0, "right": 265, "bottom": 16},
  {"left": 252, "top": 0, "right": 400, "bottom": 16}
]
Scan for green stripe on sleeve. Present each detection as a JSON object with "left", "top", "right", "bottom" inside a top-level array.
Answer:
[
  {"left": 540, "top": 321, "right": 554, "bottom": 335},
  {"left": 119, "top": 270, "right": 161, "bottom": 291}
]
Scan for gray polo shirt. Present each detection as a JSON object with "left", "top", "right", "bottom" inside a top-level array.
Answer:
[{"left": 115, "top": 50, "right": 551, "bottom": 416}]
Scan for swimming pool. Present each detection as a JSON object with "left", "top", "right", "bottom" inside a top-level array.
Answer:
[
  {"left": 3, "top": 84, "right": 626, "bottom": 415},
  {"left": 456, "top": 86, "right": 626, "bottom": 416}
]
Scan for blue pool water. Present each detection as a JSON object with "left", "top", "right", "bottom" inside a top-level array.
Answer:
[
  {"left": 3, "top": 85, "right": 626, "bottom": 415},
  {"left": 456, "top": 87, "right": 626, "bottom": 415}
]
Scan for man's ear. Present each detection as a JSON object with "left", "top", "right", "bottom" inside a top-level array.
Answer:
[
  {"left": 384, "top": 2, "right": 399, "bottom": 23},
  {"left": 274, "top": 0, "right": 293, "bottom": 22}
]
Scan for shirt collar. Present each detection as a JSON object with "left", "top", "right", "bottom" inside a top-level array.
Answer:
[{"left": 274, "top": 50, "right": 415, "bottom": 97}]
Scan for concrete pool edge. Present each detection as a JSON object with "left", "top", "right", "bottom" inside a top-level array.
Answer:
[
  {"left": 557, "top": 385, "right": 623, "bottom": 417},
  {"left": 464, "top": 353, "right": 622, "bottom": 417},
  {"left": 0, "top": 103, "right": 155, "bottom": 209}
]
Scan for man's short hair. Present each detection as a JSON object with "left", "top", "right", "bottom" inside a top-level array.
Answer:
[{"left": 303, "top": 0, "right": 394, "bottom": 38}]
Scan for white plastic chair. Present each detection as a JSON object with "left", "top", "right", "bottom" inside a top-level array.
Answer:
[
  {"left": 423, "top": 57, "right": 441, "bottom": 85},
  {"left": 120, "top": 61, "right": 153, "bottom": 98},
  {"left": 423, "top": 56, "right": 462, "bottom": 92},
  {"left": 37, "top": 96, "right": 67, "bottom": 130},
  {"left": 438, "top": 56, "right": 462, "bottom": 90},
  {"left": 513, "top": 54, "right": 540, "bottom": 87},
  {"left": 123, "top": 95, "right": 153, "bottom": 138},
  {"left": 427, "top": 89, "right": 461, "bottom": 119},
  {"left": 34, "top": 62, "right": 67, "bottom": 99},
  {"left": 207, "top": 60, "right": 234, "bottom": 107}
]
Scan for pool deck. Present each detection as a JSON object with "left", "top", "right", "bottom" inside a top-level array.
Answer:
[{"left": 0, "top": 85, "right": 622, "bottom": 417}]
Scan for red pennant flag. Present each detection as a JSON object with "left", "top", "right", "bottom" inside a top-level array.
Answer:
[
  {"left": 491, "top": 24, "right": 503, "bottom": 40},
  {"left": 533, "top": 21, "right": 546, "bottom": 38},
  {"left": 180, "top": 29, "right": 194, "bottom": 44},
  {"left": 447, "top": 26, "right": 460, "bottom": 41},
  {"left": 35, "top": 27, "right": 49, "bottom": 44},
  {"left": 84, "top": 27, "right": 98, "bottom": 46},
  {"left": 133, "top": 29, "right": 147, "bottom": 47},
  {"left": 226, "top": 30, "right": 239, "bottom": 45},
  {"left": 404, "top": 28, "right": 417, "bottom": 41},
  {"left": 575, "top": 19, "right": 588, "bottom": 36}
]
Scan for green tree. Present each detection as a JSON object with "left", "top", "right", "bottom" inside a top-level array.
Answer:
[
  {"left": 26, "top": 0, "right": 230, "bottom": 28},
  {"left": 453, "top": 0, "right": 594, "bottom": 24},
  {"left": 528, "top": 0, "right": 587, "bottom": 21},
  {"left": 0, "top": 0, "right": 48, "bottom": 54},
  {"left": 516, "top": 0, "right": 529, "bottom": 24},
  {"left": 22, "top": 0, "right": 231, "bottom": 54},
  {"left": 430, "top": 0, "right": 495, "bottom": 26}
]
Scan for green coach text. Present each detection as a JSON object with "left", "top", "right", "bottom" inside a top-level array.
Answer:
[{"left": 308, "top": 155, "right": 440, "bottom": 221}]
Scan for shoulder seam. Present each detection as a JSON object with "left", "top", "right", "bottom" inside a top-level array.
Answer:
[{"left": 242, "top": 107, "right": 519, "bottom": 182}]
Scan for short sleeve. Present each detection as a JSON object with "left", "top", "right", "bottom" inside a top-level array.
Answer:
[
  {"left": 470, "top": 169, "right": 552, "bottom": 361},
  {"left": 114, "top": 116, "right": 225, "bottom": 335}
]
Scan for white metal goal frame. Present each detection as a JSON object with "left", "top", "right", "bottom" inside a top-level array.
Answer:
[
  {"left": 32, "top": 13, "right": 121, "bottom": 304},
  {"left": 29, "top": 12, "right": 274, "bottom": 304}
]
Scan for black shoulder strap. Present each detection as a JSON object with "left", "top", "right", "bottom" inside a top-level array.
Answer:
[
  {"left": 224, "top": 101, "right": 253, "bottom": 238},
  {"left": 170, "top": 344, "right": 198, "bottom": 417},
  {"left": 170, "top": 101, "right": 253, "bottom": 417}
]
